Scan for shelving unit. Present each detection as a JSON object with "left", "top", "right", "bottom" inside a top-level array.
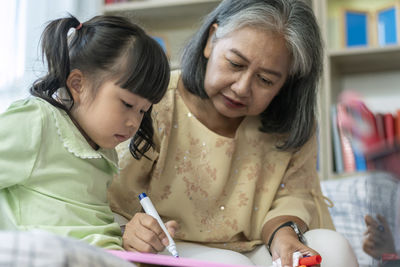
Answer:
[
  {"left": 103, "top": 0, "right": 221, "bottom": 69},
  {"left": 317, "top": 0, "right": 400, "bottom": 180},
  {"left": 103, "top": 0, "right": 400, "bottom": 181}
]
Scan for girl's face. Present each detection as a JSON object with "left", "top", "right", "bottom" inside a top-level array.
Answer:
[
  {"left": 203, "top": 25, "right": 291, "bottom": 119},
  {"left": 69, "top": 73, "right": 152, "bottom": 149}
]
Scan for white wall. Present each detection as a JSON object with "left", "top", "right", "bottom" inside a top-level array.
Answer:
[{"left": 0, "top": 0, "right": 102, "bottom": 113}]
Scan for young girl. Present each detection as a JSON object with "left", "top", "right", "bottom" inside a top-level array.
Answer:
[{"left": 0, "top": 15, "right": 170, "bottom": 250}]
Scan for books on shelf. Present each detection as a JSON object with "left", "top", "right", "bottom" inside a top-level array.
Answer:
[
  {"left": 331, "top": 101, "right": 400, "bottom": 178},
  {"left": 336, "top": 103, "right": 356, "bottom": 172},
  {"left": 396, "top": 110, "right": 400, "bottom": 142},
  {"left": 331, "top": 105, "right": 344, "bottom": 174},
  {"left": 384, "top": 113, "right": 395, "bottom": 146}
]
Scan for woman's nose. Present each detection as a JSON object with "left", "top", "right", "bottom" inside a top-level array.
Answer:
[{"left": 231, "top": 72, "right": 251, "bottom": 97}]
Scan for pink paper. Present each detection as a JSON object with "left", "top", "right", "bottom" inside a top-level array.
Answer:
[{"left": 107, "top": 250, "right": 259, "bottom": 267}]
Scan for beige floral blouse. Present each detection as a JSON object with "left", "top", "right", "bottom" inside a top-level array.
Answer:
[{"left": 108, "top": 70, "right": 334, "bottom": 252}]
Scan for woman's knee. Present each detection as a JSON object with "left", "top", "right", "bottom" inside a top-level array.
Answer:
[
  {"left": 167, "top": 242, "right": 255, "bottom": 265},
  {"left": 305, "top": 229, "right": 359, "bottom": 267}
]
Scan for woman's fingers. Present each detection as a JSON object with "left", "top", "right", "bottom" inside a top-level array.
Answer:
[{"left": 271, "top": 227, "right": 320, "bottom": 267}]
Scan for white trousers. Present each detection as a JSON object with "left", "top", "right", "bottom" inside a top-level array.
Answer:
[{"left": 165, "top": 229, "right": 359, "bottom": 267}]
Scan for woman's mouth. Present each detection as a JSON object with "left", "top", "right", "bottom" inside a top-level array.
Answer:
[{"left": 222, "top": 95, "right": 245, "bottom": 109}]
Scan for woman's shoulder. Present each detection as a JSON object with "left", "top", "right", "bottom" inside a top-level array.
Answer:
[
  {"left": 152, "top": 70, "right": 180, "bottom": 114},
  {"left": 168, "top": 69, "right": 181, "bottom": 91}
]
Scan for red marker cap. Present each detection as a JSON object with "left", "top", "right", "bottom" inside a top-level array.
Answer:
[{"left": 299, "top": 255, "right": 322, "bottom": 266}]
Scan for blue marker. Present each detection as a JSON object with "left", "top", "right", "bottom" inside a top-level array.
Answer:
[{"left": 138, "top": 193, "right": 179, "bottom": 257}]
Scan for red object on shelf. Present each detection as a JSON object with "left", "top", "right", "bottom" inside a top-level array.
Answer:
[
  {"left": 365, "top": 142, "right": 400, "bottom": 179},
  {"left": 384, "top": 113, "right": 395, "bottom": 146},
  {"left": 395, "top": 110, "right": 400, "bottom": 142}
]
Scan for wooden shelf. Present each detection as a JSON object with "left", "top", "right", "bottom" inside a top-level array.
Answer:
[
  {"left": 329, "top": 45, "right": 400, "bottom": 74},
  {"left": 103, "top": 0, "right": 221, "bottom": 21},
  {"left": 103, "top": 0, "right": 222, "bottom": 69}
]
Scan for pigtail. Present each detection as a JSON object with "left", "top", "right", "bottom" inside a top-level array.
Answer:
[{"left": 30, "top": 15, "right": 81, "bottom": 112}]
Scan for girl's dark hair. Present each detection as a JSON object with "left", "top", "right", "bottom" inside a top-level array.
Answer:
[
  {"left": 181, "top": 0, "right": 322, "bottom": 150},
  {"left": 30, "top": 14, "right": 170, "bottom": 159}
]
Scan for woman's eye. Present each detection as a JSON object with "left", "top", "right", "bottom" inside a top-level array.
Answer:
[
  {"left": 122, "top": 100, "right": 133, "bottom": 108},
  {"left": 259, "top": 75, "right": 273, "bottom": 86}
]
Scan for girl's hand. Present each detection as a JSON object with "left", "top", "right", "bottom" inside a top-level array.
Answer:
[
  {"left": 122, "top": 212, "right": 178, "bottom": 253},
  {"left": 270, "top": 226, "right": 320, "bottom": 267}
]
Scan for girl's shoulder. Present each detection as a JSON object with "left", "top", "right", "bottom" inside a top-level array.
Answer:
[
  {"left": 3, "top": 97, "right": 50, "bottom": 120},
  {"left": 2, "top": 96, "right": 66, "bottom": 137},
  {"left": 6, "top": 96, "right": 55, "bottom": 113}
]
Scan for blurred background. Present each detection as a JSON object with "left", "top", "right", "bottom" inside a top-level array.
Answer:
[
  {"left": 0, "top": 0, "right": 102, "bottom": 113},
  {"left": 1, "top": 1, "right": 400, "bottom": 266}
]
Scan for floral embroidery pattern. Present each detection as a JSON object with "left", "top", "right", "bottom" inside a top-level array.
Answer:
[
  {"left": 215, "top": 138, "right": 235, "bottom": 156},
  {"left": 183, "top": 176, "right": 209, "bottom": 198},
  {"left": 160, "top": 185, "right": 171, "bottom": 200},
  {"left": 237, "top": 192, "right": 249, "bottom": 207},
  {"left": 111, "top": 73, "right": 329, "bottom": 252}
]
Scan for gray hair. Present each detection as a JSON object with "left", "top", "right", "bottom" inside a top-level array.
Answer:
[
  {"left": 214, "top": 1, "right": 313, "bottom": 76},
  {"left": 181, "top": 0, "right": 323, "bottom": 150}
]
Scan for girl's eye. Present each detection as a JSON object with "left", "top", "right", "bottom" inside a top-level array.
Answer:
[{"left": 122, "top": 100, "right": 133, "bottom": 108}]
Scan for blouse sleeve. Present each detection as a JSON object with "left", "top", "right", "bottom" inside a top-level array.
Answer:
[
  {"left": 108, "top": 138, "right": 160, "bottom": 220},
  {"left": 0, "top": 99, "right": 43, "bottom": 189},
  {"left": 263, "top": 133, "right": 335, "bottom": 230}
]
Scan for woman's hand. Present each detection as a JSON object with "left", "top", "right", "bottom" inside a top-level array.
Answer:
[
  {"left": 122, "top": 212, "right": 179, "bottom": 253},
  {"left": 263, "top": 217, "right": 320, "bottom": 267},
  {"left": 269, "top": 226, "right": 320, "bottom": 267},
  {"left": 363, "top": 214, "right": 396, "bottom": 259}
]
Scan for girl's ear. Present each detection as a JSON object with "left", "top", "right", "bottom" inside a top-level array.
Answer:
[
  {"left": 66, "top": 69, "right": 84, "bottom": 103},
  {"left": 203, "top": 23, "right": 218, "bottom": 59}
]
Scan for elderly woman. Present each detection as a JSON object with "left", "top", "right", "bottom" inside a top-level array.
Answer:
[{"left": 109, "top": 0, "right": 358, "bottom": 266}]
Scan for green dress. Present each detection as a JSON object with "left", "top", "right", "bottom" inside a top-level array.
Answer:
[{"left": 0, "top": 97, "right": 122, "bottom": 250}]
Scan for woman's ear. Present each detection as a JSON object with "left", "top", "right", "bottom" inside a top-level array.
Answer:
[
  {"left": 203, "top": 23, "right": 218, "bottom": 59},
  {"left": 66, "top": 69, "right": 84, "bottom": 103}
]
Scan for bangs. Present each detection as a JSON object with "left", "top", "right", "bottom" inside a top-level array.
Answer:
[{"left": 115, "top": 36, "right": 170, "bottom": 103}]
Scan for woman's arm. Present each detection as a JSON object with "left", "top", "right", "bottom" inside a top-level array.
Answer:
[{"left": 262, "top": 215, "right": 319, "bottom": 266}]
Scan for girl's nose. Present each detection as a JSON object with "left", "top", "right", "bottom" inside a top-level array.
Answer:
[{"left": 126, "top": 113, "right": 141, "bottom": 131}]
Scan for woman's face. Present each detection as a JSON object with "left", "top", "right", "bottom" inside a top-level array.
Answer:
[{"left": 203, "top": 25, "right": 291, "bottom": 119}]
